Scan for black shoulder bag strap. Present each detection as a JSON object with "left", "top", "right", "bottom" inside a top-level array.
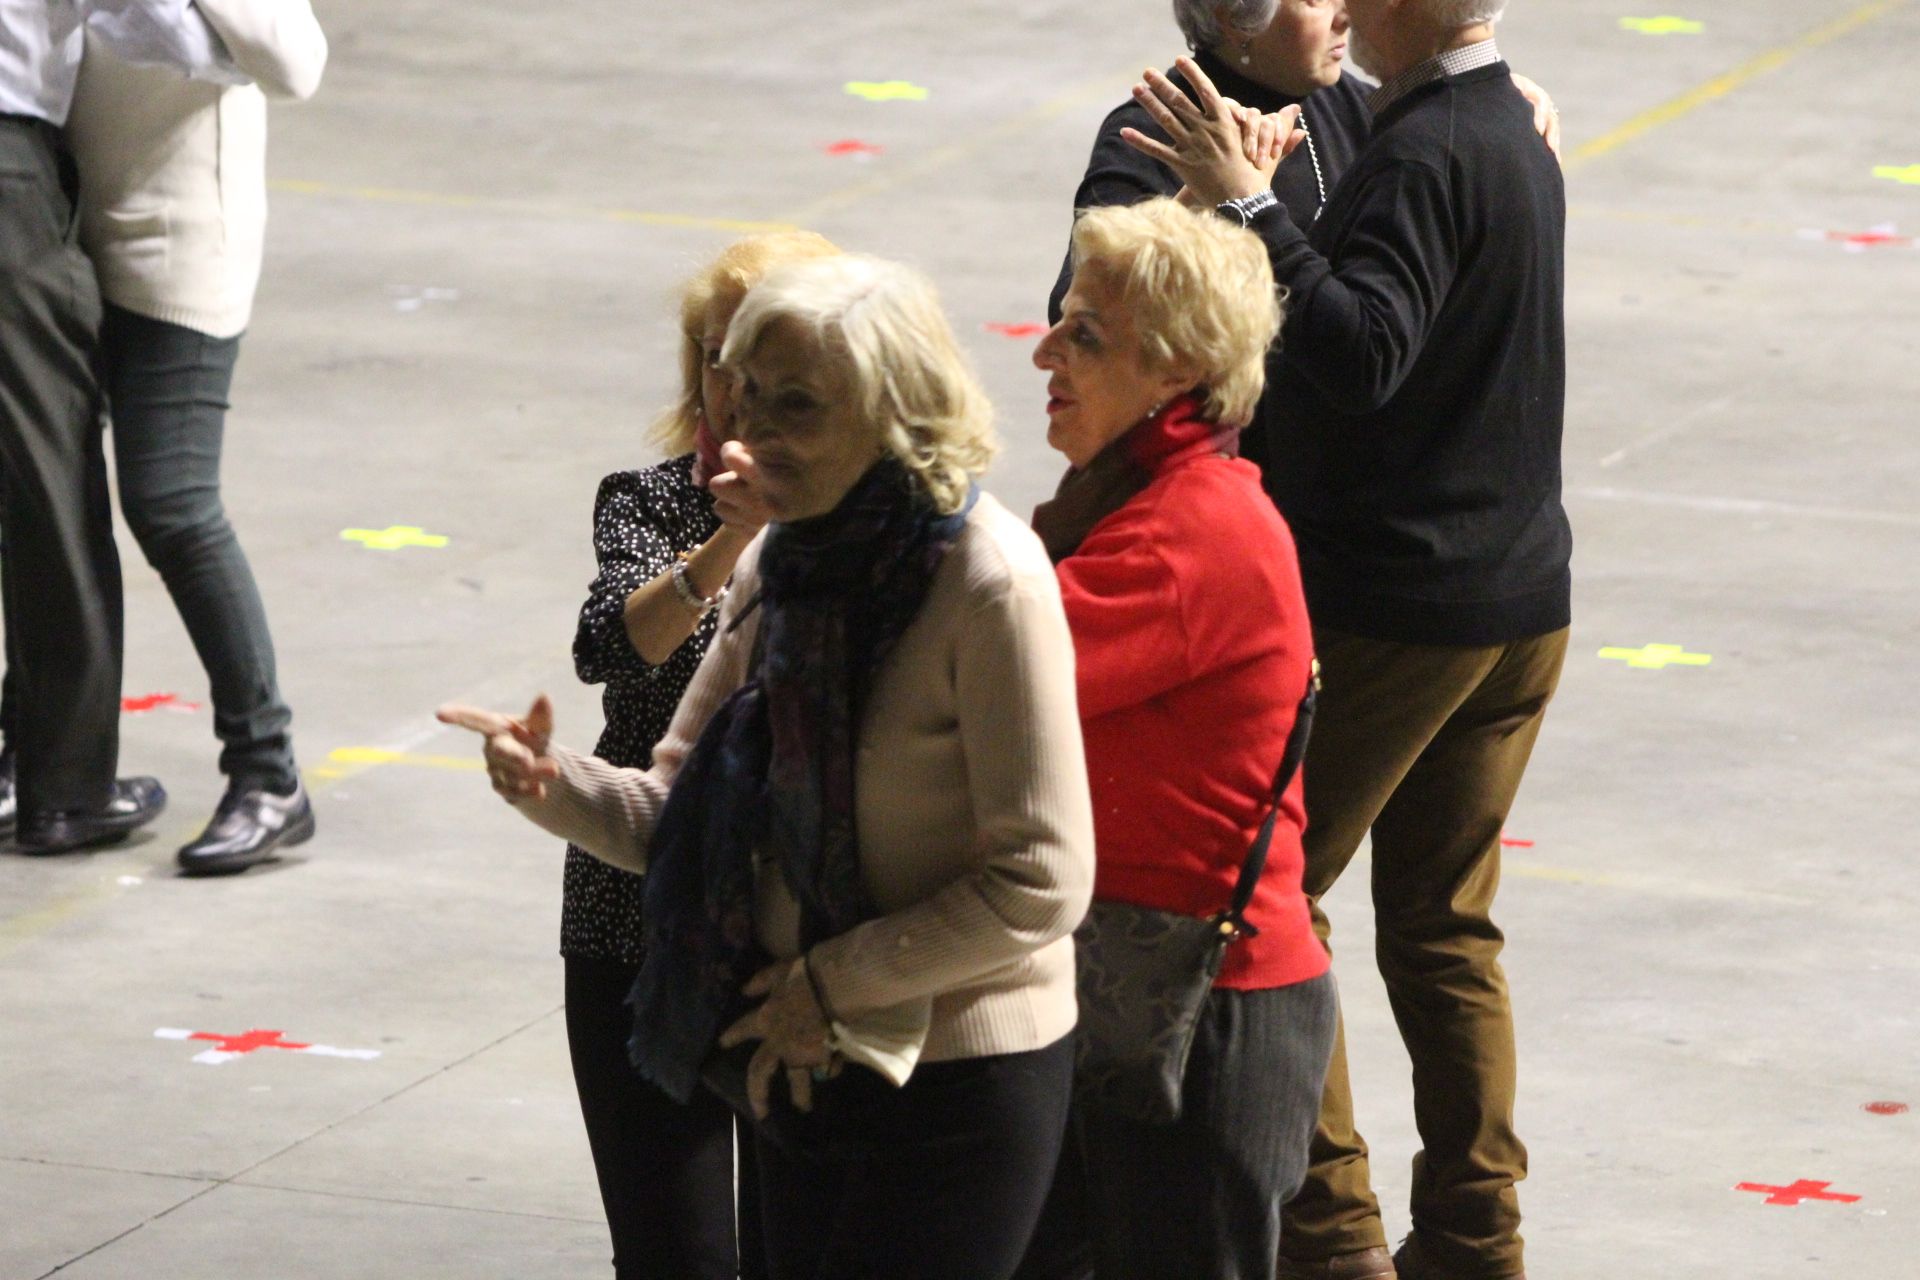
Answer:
[{"left": 1217, "top": 660, "right": 1321, "bottom": 939}]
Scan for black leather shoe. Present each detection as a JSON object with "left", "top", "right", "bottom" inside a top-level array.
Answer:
[
  {"left": 0, "top": 750, "right": 16, "bottom": 838},
  {"left": 15, "top": 777, "right": 168, "bottom": 855},
  {"left": 177, "top": 781, "right": 315, "bottom": 876}
]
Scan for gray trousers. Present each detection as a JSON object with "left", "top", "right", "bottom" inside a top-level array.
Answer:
[
  {"left": 0, "top": 116, "right": 120, "bottom": 813},
  {"left": 1019, "top": 971, "right": 1340, "bottom": 1280}
]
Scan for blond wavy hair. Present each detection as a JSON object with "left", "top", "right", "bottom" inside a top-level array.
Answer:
[
  {"left": 721, "top": 255, "right": 999, "bottom": 516},
  {"left": 1069, "top": 198, "right": 1286, "bottom": 427},
  {"left": 650, "top": 230, "right": 842, "bottom": 454}
]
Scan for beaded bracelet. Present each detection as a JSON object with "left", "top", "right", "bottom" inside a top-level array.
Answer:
[{"left": 670, "top": 552, "right": 727, "bottom": 614}]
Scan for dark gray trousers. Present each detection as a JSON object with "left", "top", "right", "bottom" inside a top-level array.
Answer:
[
  {"left": 0, "top": 116, "right": 120, "bottom": 813},
  {"left": 1019, "top": 972, "right": 1340, "bottom": 1280},
  {"left": 100, "top": 304, "right": 295, "bottom": 787}
]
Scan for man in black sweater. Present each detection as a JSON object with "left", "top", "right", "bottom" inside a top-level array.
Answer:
[{"left": 1126, "top": 4, "right": 1568, "bottom": 1279}]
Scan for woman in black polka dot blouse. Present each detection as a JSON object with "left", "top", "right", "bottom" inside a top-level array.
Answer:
[{"left": 564, "top": 231, "right": 839, "bottom": 1280}]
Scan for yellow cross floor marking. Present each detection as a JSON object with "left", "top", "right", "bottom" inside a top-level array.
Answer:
[
  {"left": 1873, "top": 164, "right": 1920, "bottom": 186},
  {"left": 340, "top": 525, "right": 449, "bottom": 551},
  {"left": 269, "top": 179, "right": 794, "bottom": 236},
  {"left": 844, "top": 80, "right": 929, "bottom": 102},
  {"left": 1620, "top": 16, "right": 1706, "bottom": 35},
  {"left": 1598, "top": 643, "right": 1713, "bottom": 669},
  {"left": 1570, "top": 0, "right": 1910, "bottom": 170}
]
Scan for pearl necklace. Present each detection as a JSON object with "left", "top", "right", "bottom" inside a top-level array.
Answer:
[{"left": 1297, "top": 107, "right": 1329, "bottom": 222}]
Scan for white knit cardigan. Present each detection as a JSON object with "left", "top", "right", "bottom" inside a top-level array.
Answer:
[{"left": 66, "top": 0, "right": 326, "bottom": 338}]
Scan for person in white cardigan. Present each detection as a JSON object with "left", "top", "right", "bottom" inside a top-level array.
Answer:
[
  {"left": 62, "top": 0, "right": 326, "bottom": 874},
  {"left": 443, "top": 255, "right": 1096, "bottom": 1280}
]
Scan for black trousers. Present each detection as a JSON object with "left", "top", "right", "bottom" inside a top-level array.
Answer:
[
  {"left": 754, "top": 1036, "right": 1075, "bottom": 1280},
  {"left": 98, "top": 305, "right": 296, "bottom": 787},
  {"left": 0, "top": 117, "right": 120, "bottom": 813},
  {"left": 1017, "top": 973, "right": 1339, "bottom": 1280},
  {"left": 565, "top": 956, "right": 760, "bottom": 1280},
  {"left": 0, "top": 117, "right": 120, "bottom": 809}
]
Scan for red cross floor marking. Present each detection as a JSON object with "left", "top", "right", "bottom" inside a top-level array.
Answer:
[
  {"left": 984, "top": 322, "right": 1048, "bottom": 339},
  {"left": 823, "top": 139, "right": 884, "bottom": 156},
  {"left": 156, "top": 1026, "right": 382, "bottom": 1065},
  {"left": 1864, "top": 1101, "right": 1910, "bottom": 1116},
  {"left": 190, "top": 1029, "right": 311, "bottom": 1054},
  {"left": 1734, "top": 1179, "right": 1862, "bottom": 1207},
  {"left": 121, "top": 692, "right": 202, "bottom": 714}
]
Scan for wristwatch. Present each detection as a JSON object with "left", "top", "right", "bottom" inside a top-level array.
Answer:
[{"left": 1216, "top": 189, "right": 1279, "bottom": 227}]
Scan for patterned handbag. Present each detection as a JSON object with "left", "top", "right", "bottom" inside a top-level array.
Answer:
[{"left": 1072, "top": 664, "right": 1319, "bottom": 1124}]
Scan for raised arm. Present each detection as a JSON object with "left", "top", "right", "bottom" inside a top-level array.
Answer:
[
  {"left": 1248, "top": 159, "right": 1458, "bottom": 414},
  {"left": 193, "top": 0, "right": 328, "bottom": 100},
  {"left": 805, "top": 580, "right": 1095, "bottom": 1019}
]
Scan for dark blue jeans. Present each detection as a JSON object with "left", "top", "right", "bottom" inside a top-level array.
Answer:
[{"left": 100, "top": 304, "right": 295, "bottom": 788}]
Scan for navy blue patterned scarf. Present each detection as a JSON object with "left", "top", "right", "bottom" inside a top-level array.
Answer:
[{"left": 627, "top": 458, "right": 975, "bottom": 1103}]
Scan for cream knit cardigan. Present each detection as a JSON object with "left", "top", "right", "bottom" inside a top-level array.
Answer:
[
  {"left": 66, "top": 0, "right": 326, "bottom": 338},
  {"left": 513, "top": 495, "right": 1096, "bottom": 1084}
]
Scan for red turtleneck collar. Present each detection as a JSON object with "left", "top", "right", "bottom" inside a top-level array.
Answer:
[{"left": 1122, "top": 392, "right": 1241, "bottom": 476}]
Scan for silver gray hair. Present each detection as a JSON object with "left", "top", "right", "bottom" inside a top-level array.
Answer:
[
  {"left": 1172, "top": 0, "right": 1281, "bottom": 53},
  {"left": 1420, "top": 0, "right": 1508, "bottom": 26}
]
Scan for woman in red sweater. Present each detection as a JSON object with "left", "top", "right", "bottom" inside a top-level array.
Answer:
[{"left": 1026, "top": 197, "right": 1336, "bottom": 1280}]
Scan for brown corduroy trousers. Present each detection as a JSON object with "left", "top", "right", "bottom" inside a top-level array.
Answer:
[{"left": 1280, "top": 626, "right": 1569, "bottom": 1280}]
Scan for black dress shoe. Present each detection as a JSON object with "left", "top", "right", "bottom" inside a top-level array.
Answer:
[
  {"left": 177, "top": 780, "right": 315, "bottom": 876},
  {"left": 15, "top": 777, "right": 168, "bottom": 855},
  {"left": 0, "top": 750, "right": 16, "bottom": 838}
]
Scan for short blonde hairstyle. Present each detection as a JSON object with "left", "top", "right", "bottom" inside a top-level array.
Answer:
[
  {"left": 721, "top": 255, "right": 998, "bottom": 516},
  {"left": 1069, "top": 198, "right": 1285, "bottom": 427},
  {"left": 651, "top": 230, "right": 841, "bottom": 454}
]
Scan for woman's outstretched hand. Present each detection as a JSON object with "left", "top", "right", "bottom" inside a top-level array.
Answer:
[
  {"left": 718, "top": 957, "right": 836, "bottom": 1120},
  {"left": 436, "top": 694, "right": 560, "bottom": 803}
]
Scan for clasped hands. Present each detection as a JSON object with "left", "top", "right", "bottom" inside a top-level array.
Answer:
[
  {"left": 1119, "top": 56, "right": 1564, "bottom": 209},
  {"left": 1121, "top": 55, "right": 1305, "bottom": 207}
]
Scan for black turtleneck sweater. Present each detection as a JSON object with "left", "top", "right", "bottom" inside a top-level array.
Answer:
[
  {"left": 1046, "top": 51, "right": 1373, "bottom": 323},
  {"left": 1251, "top": 63, "right": 1570, "bottom": 646}
]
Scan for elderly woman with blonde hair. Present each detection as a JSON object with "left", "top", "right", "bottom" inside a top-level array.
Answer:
[
  {"left": 445, "top": 254, "right": 1095, "bottom": 1280},
  {"left": 1022, "top": 197, "right": 1334, "bottom": 1280},
  {"left": 557, "top": 228, "right": 838, "bottom": 1280}
]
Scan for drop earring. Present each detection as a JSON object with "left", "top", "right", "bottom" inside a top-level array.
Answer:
[{"left": 1239, "top": 37, "right": 1253, "bottom": 65}]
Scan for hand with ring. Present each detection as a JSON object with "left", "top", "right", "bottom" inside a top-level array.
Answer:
[{"left": 718, "top": 956, "right": 837, "bottom": 1120}]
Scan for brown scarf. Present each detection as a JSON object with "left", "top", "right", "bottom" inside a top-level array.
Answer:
[{"left": 1031, "top": 394, "right": 1240, "bottom": 562}]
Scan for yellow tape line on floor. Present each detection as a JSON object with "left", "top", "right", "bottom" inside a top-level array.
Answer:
[{"left": 1569, "top": 0, "right": 1910, "bottom": 170}]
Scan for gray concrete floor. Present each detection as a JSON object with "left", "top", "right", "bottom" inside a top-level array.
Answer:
[{"left": 4, "top": 0, "right": 1917, "bottom": 1275}]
